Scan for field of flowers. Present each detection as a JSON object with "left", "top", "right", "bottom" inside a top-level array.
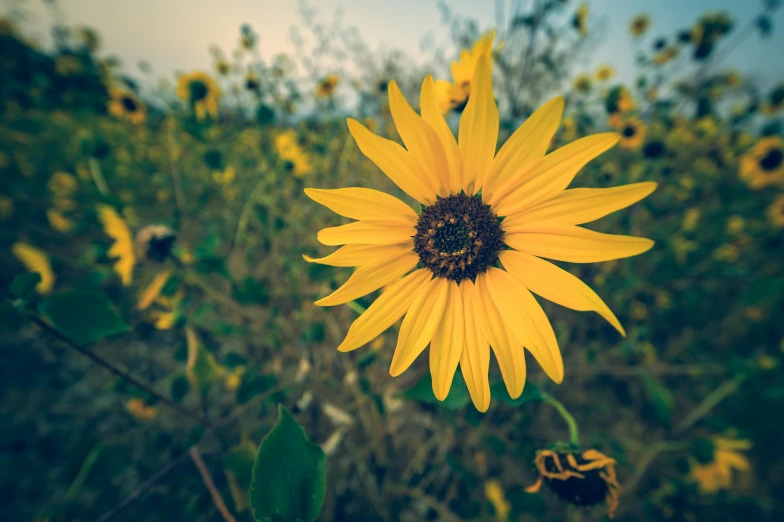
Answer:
[{"left": 2, "top": 1, "right": 784, "bottom": 521}]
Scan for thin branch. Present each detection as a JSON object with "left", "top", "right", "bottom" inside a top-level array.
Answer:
[
  {"left": 189, "top": 446, "right": 237, "bottom": 522},
  {"left": 30, "top": 315, "right": 211, "bottom": 427},
  {"left": 672, "top": 374, "right": 746, "bottom": 436}
]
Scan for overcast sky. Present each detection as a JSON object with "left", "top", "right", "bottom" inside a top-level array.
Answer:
[{"left": 12, "top": 0, "right": 784, "bottom": 90}]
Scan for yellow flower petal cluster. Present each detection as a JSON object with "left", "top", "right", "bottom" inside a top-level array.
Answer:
[
  {"left": 11, "top": 242, "right": 56, "bottom": 294},
  {"left": 97, "top": 205, "right": 136, "bottom": 286},
  {"left": 435, "top": 30, "right": 496, "bottom": 113},
  {"left": 177, "top": 71, "right": 221, "bottom": 121}
]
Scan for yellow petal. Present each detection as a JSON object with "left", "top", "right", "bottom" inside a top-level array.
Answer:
[
  {"left": 499, "top": 250, "right": 624, "bottom": 335},
  {"left": 484, "top": 96, "right": 564, "bottom": 200},
  {"left": 458, "top": 54, "right": 498, "bottom": 194},
  {"left": 388, "top": 80, "right": 450, "bottom": 197},
  {"left": 434, "top": 79, "right": 458, "bottom": 113},
  {"left": 137, "top": 270, "right": 172, "bottom": 311},
  {"left": 505, "top": 225, "right": 655, "bottom": 263},
  {"left": 317, "top": 220, "right": 415, "bottom": 246},
  {"left": 719, "top": 452, "right": 751, "bottom": 472},
  {"left": 347, "top": 118, "right": 434, "bottom": 204},
  {"left": 459, "top": 280, "right": 491, "bottom": 412},
  {"left": 429, "top": 281, "right": 465, "bottom": 400},
  {"left": 315, "top": 252, "right": 419, "bottom": 306},
  {"left": 421, "top": 75, "right": 463, "bottom": 193},
  {"left": 11, "top": 242, "right": 55, "bottom": 294},
  {"left": 337, "top": 269, "right": 432, "bottom": 352},
  {"left": 492, "top": 133, "right": 620, "bottom": 217},
  {"left": 482, "top": 268, "right": 564, "bottom": 384},
  {"left": 389, "top": 276, "right": 449, "bottom": 377},
  {"left": 303, "top": 242, "right": 413, "bottom": 266},
  {"left": 475, "top": 273, "right": 527, "bottom": 398},
  {"left": 304, "top": 187, "right": 418, "bottom": 222},
  {"left": 505, "top": 182, "right": 658, "bottom": 229}
]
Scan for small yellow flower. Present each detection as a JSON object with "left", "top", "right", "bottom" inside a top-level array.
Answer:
[
  {"left": 275, "top": 130, "right": 313, "bottom": 177},
  {"left": 215, "top": 58, "right": 231, "bottom": 76},
  {"left": 126, "top": 398, "right": 158, "bottom": 421},
  {"left": 96, "top": 205, "right": 136, "bottom": 286},
  {"left": 726, "top": 215, "right": 745, "bottom": 234},
  {"left": 682, "top": 208, "right": 701, "bottom": 232},
  {"left": 484, "top": 480, "right": 511, "bottom": 522},
  {"left": 629, "top": 300, "right": 648, "bottom": 321},
  {"left": 47, "top": 209, "right": 73, "bottom": 232},
  {"left": 766, "top": 195, "right": 784, "bottom": 228},
  {"left": 594, "top": 64, "right": 615, "bottom": 82},
  {"left": 48, "top": 171, "right": 78, "bottom": 196},
  {"left": 177, "top": 71, "right": 221, "bottom": 121},
  {"left": 315, "top": 74, "right": 340, "bottom": 98},
  {"left": 713, "top": 244, "right": 739, "bottom": 263},
  {"left": 690, "top": 437, "right": 751, "bottom": 494},
  {"left": 107, "top": 88, "right": 146, "bottom": 125},
  {"left": 11, "top": 242, "right": 55, "bottom": 294},
  {"left": 0, "top": 195, "right": 13, "bottom": 220},
  {"left": 573, "top": 74, "right": 592, "bottom": 94},
  {"left": 617, "top": 117, "right": 646, "bottom": 150},
  {"left": 739, "top": 136, "right": 784, "bottom": 189},
  {"left": 573, "top": 3, "right": 589, "bottom": 37},
  {"left": 653, "top": 47, "right": 679, "bottom": 65},
  {"left": 629, "top": 14, "right": 651, "bottom": 37}
]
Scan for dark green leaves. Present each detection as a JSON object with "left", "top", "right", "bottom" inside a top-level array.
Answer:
[
  {"left": 641, "top": 373, "right": 674, "bottom": 423},
  {"left": 225, "top": 439, "right": 257, "bottom": 512},
  {"left": 38, "top": 290, "right": 130, "bottom": 346},
  {"left": 492, "top": 381, "right": 543, "bottom": 407},
  {"left": 10, "top": 272, "right": 42, "bottom": 299},
  {"left": 249, "top": 405, "right": 326, "bottom": 522}
]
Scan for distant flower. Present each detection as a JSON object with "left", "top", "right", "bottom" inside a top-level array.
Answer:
[
  {"left": 767, "top": 195, "right": 784, "bottom": 228},
  {"left": 436, "top": 30, "right": 497, "bottom": 113},
  {"left": 108, "top": 88, "right": 146, "bottom": 125},
  {"left": 134, "top": 225, "right": 177, "bottom": 262},
  {"left": 572, "top": 3, "right": 589, "bottom": 37},
  {"left": 594, "top": 64, "right": 615, "bottom": 82},
  {"left": 629, "top": 14, "right": 651, "bottom": 36},
  {"left": 617, "top": 117, "right": 647, "bottom": 150},
  {"left": 764, "top": 83, "right": 784, "bottom": 114},
  {"left": 315, "top": 74, "right": 340, "bottom": 98},
  {"left": 12, "top": 242, "right": 55, "bottom": 294},
  {"left": 740, "top": 136, "right": 784, "bottom": 189},
  {"left": 215, "top": 58, "right": 231, "bottom": 76},
  {"left": 137, "top": 270, "right": 173, "bottom": 311},
  {"left": 690, "top": 437, "right": 751, "bottom": 494},
  {"left": 47, "top": 209, "right": 73, "bottom": 232},
  {"left": 573, "top": 73, "right": 592, "bottom": 94},
  {"left": 97, "top": 205, "right": 136, "bottom": 285},
  {"left": 126, "top": 398, "right": 158, "bottom": 421},
  {"left": 76, "top": 26, "right": 100, "bottom": 52},
  {"left": 526, "top": 448, "right": 621, "bottom": 518},
  {"left": 275, "top": 129, "right": 313, "bottom": 177},
  {"left": 177, "top": 71, "right": 221, "bottom": 121},
  {"left": 0, "top": 195, "right": 13, "bottom": 220},
  {"left": 653, "top": 46, "right": 679, "bottom": 65}
]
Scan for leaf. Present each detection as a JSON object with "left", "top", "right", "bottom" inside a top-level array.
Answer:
[
  {"left": 742, "top": 278, "right": 784, "bottom": 306},
  {"left": 224, "top": 439, "right": 258, "bottom": 512},
  {"left": 249, "top": 405, "right": 327, "bottom": 522},
  {"left": 0, "top": 301, "right": 23, "bottom": 334},
  {"left": 169, "top": 373, "right": 190, "bottom": 403},
  {"left": 185, "top": 327, "right": 220, "bottom": 398},
  {"left": 10, "top": 272, "right": 42, "bottom": 299},
  {"left": 641, "top": 373, "right": 673, "bottom": 423},
  {"left": 491, "top": 381, "right": 543, "bottom": 407},
  {"left": 38, "top": 290, "right": 130, "bottom": 346},
  {"left": 401, "top": 370, "right": 472, "bottom": 410}
]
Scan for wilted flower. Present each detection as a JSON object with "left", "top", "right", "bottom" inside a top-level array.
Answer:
[{"left": 134, "top": 225, "right": 177, "bottom": 262}]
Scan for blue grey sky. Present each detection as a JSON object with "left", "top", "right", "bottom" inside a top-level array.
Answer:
[{"left": 17, "top": 0, "right": 784, "bottom": 88}]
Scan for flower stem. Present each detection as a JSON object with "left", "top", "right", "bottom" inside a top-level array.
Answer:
[{"left": 541, "top": 392, "right": 580, "bottom": 446}]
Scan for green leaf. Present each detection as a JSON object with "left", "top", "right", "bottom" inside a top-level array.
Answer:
[
  {"left": 401, "top": 370, "right": 471, "bottom": 410},
  {"left": 225, "top": 439, "right": 258, "bottom": 512},
  {"left": 491, "top": 381, "right": 543, "bottom": 406},
  {"left": 641, "top": 373, "right": 673, "bottom": 423},
  {"left": 10, "top": 272, "right": 42, "bottom": 299},
  {"left": 38, "top": 290, "right": 130, "bottom": 346},
  {"left": 0, "top": 301, "right": 24, "bottom": 334},
  {"left": 249, "top": 405, "right": 327, "bottom": 522},
  {"left": 185, "top": 327, "right": 220, "bottom": 398},
  {"left": 169, "top": 373, "right": 190, "bottom": 403}
]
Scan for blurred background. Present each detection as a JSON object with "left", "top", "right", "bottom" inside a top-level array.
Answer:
[{"left": 1, "top": 0, "right": 783, "bottom": 521}]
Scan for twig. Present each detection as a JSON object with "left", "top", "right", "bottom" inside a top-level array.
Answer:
[
  {"left": 672, "top": 374, "right": 746, "bottom": 436},
  {"left": 621, "top": 440, "right": 689, "bottom": 498},
  {"left": 189, "top": 446, "right": 237, "bottom": 522},
  {"left": 30, "top": 315, "right": 211, "bottom": 427}
]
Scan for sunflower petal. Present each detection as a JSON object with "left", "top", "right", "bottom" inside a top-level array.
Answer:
[
  {"left": 493, "top": 133, "right": 620, "bottom": 217},
  {"left": 337, "top": 269, "right": 432, "bottom": 352},
  {"left": 484, "top": 96, "right": 564, "bottom": 200},
  {"left": 304, "top": 187, "right": 418, "bottom": 222},
  {"left": 459, "top": 280, "right": 491, "bottom": 412},
  {"left": 347, "top": 118, "right": 434, "bottom": 204},
  {"left": 504, "top": 182, "right": 658, "bottom": 229},
  {"left": 303, "top": 242, "right": 413, "bottom": 266},
  {"left": 483, "top": 268, "right": 564, "bottom": 384},
  {"left": 421, "top": 75, "right": 463, "bottom": 193},
  {"left": 475, "top": 273, "right": 527, "bottom": 398},
  {"left": 505, "top": 225, "right": 655, "bottom": 263},
  {"left": 458, "top": 54, "right": 498, "bottom": 194},
  {"left": 315, "top": 252, "right": 419, "bottom": 306},
  {"left": 429, "top": 281, "right": 465, "bottom": 400},
  {"left": 317, "top": 220, "right": 415, "bottom": 246},
  {"left": 499, "top": 250, "right": 625, "bottom": 335},
  {"left": 388, "top": 80, "right": 450, "bottom": 197},
  {"left": 390, "top": 277, "right": 449, "bottom": 376}
]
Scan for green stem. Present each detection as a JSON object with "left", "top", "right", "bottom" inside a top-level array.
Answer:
[
  {"left": 88, "top": 157, "right": 110, "bottom": 195},
  {"left": 346, "top": 301, "right": 367, "bottom": 315},
  {"left": 541, "top": 392, "right": 580, "bottom": 446},
  {"left": 672, "top": 374, "right": 747, "bottom": 436},
  {"left": 623, "top": 440, "right": 689, "bottom": 495},
  {"left": 62, "top": 442, "right": 105, "bottom": 502}
]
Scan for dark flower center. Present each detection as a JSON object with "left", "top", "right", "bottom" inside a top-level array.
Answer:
[
  {"left": 189, "top": 80, "right": 209, "bottom": 102},
  {"left": 643, "top": 140, "right": 666, "bottom": 158},
  {"left": 622, "top": 125, "right": 637, "bottom": 138},
  {"left": 542, "top": 453, "right": 610, "bottom": 507},
  {"left": 414, "top": 193, "right": 504, "bottom": 282},
  {"left": 121, "top": 95, "right": 138, "bottom": 112},
  {"left": 760, "top": 148, "right": 783, "bottom": 171}
]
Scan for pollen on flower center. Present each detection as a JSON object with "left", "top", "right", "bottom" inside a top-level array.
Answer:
[{"left": 413, "top": 193, "right": 504, "bottom": 282}]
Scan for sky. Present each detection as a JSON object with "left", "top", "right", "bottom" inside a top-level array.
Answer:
[{"left": 11, "top": 0, "right": 784, "bottom": 89}]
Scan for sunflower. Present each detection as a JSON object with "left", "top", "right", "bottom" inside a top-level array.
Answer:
[
  {"left": 435, "top": 30, "right": 496, "bottom": 113},
  {"left": 767, "top": 195, "right": 784, "bottom": 228},
  {"left": 176, "top": 71, "right": 221, "bottom": 121},
  {"left": 594, "top": 64, "right": 615, "bottom": 82},
  {"left": 97, "top": 205, "right": 136, "bottom": 286},
  {"left": 573, "top": 74, "right": 592, "bottom": 94},
  {"left": 615, "top": 117, "right": 646, "bottom": 150},
  {"left": 107, "top": 88, "right": 146, "bottom": 125},
  {"left": 740, "top": 136, "right": 784, "bottom": 189},
  {"left": 629, "top": 14, "right": 651, "bottom": 37},
  {"left": 275, "top": 129, "right": 314, "bottom": 177},
  {"left": 572, "top": 3, "right": 589, "bottom": 37},
  {"left": 215, "top": 58, "right": 231, "bottom": 76},
  {"left": 137, "top": 270, "right": 173, "bottom": 311},
  {"left": 305, "top": 57, "right": 656, "bottom": 411},
  {"left": 526, "top": 448, "right": 621, "bottom": 518},
  {"left": 690, "top": 437, "right": 751, "bottom": 494},
  {"left": 316, "top": 74, "right": 340, "bottom": 98},
  {"left": 134, "top": 224, "right": 177, "bottom": 262},
  {"left": 653, "top": 46, "right": 679, "bottom": 65},
  {"left": 11, "top": 242, "right": 55, "bottom": 294}
]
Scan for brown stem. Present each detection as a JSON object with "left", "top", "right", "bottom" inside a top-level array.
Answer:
[{"left": 189, "top": 446, "right": 237, "bottom": 522}]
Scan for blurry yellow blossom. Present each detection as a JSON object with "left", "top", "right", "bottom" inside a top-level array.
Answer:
[
  {"left": 617, "top": 117, "right": 646, "bottom": 150},
  {"left": 655, "top": 290, "right": 672, "bottom": 309},
  {"left": 594, "top": 64, "right": 615, "bottom": 82},
  {"left": 11, "top": 242, "right": 55, "bottom": 294},
  {"left": 573, "top": 73, "right": 592, "bottom": 94},
  {"left": 757, "top": 354, "right": 777, "bottom": 370},
  {"left": 682, "top": 208, "right": 701, "bottom": 232},
  {"left": 47, "top": 209, "right": 73, "bottom": 232},
  {"left": 275, "top": 129, "right": 313, "bottom": 177},
  {"left": 212, "top": 165, "right": 236, "bottom": 184},
  {"left": 740, "top": 136, "right": 784, "bottom": 189},
  {"left": 225, "top": 367, "right": 245, "bottom": 391},
  {"left": 137, "top": 270, "right": 173, "bottom": 311},
  {"left": 0, "top": 196, "right": 13, "bottom": 220},
  {"left": 713, "top": 244, "right": 739, "bottom": 263},
  {"left": 629, "top": 14, "right": 651, "bottom": 36},
  {"left": 126, "top": 398, "right": 158, "bottom": 421},
  {"left": 725, "top": 216, "right": 745, "bottom": 235},
  {"left": 108, "top": 89, "right": 146, "bottom": 125},
  {"left": 673, "top": 237, "right": 698, "bottom": 265},
  {"left": 745, "top": 307, "right": 764, "bottom": 322},
  {"left": 315, "top": 74, "right": 340, "bottom": 98},
  {"left": 215, "top": 58, "right": 231, "bottom": 76},
  {"left": 96, "top": 205, "right": 135, "bottom": 285},
  {"left": 630, "top": 300, "right": 649, "bottom": 321},
  {"left": 653, "top": 46, "right": 679, "bottom": 65},
  {"left": 690, "top": 437, "right": 751, "bottom": 494},
  {"left": 573, "top": 3, "right": 588, "bottom": 36},
  {"left": 767, "top": 195, "right": 784, "bottom": 228},
  {"left": 436, "top": 30, "right": 496, "bottom": 113},
  {"left": 48, "top": 171, "right": 78, "bottom": 196},
  {"left": 484, "top": 480, "right": 510, "bottom": 522},
  {"left": 177, "top": 71, "right": 221, "bottom": 121}
]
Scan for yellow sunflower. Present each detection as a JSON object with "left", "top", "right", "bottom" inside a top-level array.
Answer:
[
  {"left": 11, "top": 242, "right": 55, "bottom": 294},
  {"left": 629, "top": 14, "right": 651, "bottom": 37},
  {"left": 690, "top": 437, "right": 751, "bottom": 494},
  {"left": 573, "top": 3, "right": 589, "bottom": 37},
  {"left": 740, "top": 136, "right": 784, "bottom": 189},
  {"left": 435, "top": 30, "right": 496, "bottom": 113},
  {"left": 617, "top": 117, "right": 647, "bottom": 150},
  {"left": 96, "top": 205, "right": 136, "bottom": 286},
  {"left": 275, "top": 129, "right": 314, "bottom": 177},
  {"left": 316, "top": 74, "right": 340, "bottom": 98},
  {"left": 177, "top": 71, "right": 221, "bottom": 121},
  {"left": 594, "top": 64, "right": 615, "bottom": 82},
  {"left": 767, "top": 195, "right": 784, "bottom": 228},
  {"left": 305, "top": 57, "right": 656, "bottom": 411},
  {"left": 107, "top": 88, "right": 146, "bottom": 125},
  {"left": 573, "top": 74, "right": 592, "bottom": 94}
]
